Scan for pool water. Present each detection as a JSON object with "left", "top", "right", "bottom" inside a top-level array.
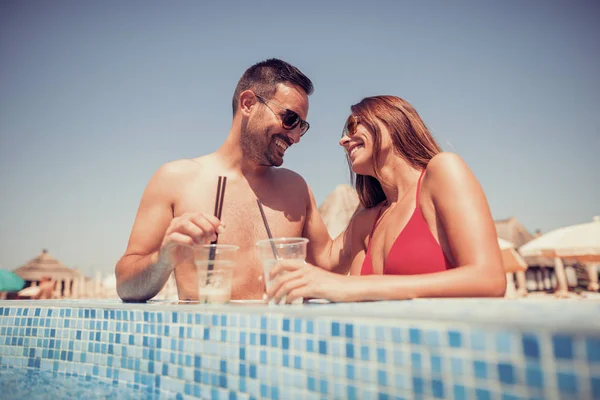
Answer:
[{"left": 0, "top": 366, "right": 169, "bottom": 399}]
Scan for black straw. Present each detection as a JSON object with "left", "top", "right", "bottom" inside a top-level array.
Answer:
[
  {"left": 256, "top": 199, "right": 280, "bottom": 259},
  {"left": 208, "top": 176, "right": 227, "bottom": 271}
]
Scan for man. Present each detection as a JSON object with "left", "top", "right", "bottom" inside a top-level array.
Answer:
[{"left": 116, "top": 59, "right": 348, "bottom": 302}]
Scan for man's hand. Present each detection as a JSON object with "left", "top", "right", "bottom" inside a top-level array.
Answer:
[{"left": 159, "top": 212, "right": 225, "bottom": 266}]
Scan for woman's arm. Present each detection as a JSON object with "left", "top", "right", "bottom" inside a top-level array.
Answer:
[
  {"left": 343, "top": 153, "right": 505, "bottom": 300},
  {"left": 267, "top": 153, "right": 506, "bottom": 302}
]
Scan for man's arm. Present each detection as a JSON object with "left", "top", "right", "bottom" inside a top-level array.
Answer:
[
  {"left": 116, "top": 160, "right": 224, "bottom": 302},
  {"left": 302, "top": 185, "right": 360, "bottom": 274},
  {"left": 115, "top": 164, "right": 178, "bottom": 302}
]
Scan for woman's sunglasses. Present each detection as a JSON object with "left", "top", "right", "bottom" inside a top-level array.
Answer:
[
  {"left": 255, "top": 94, "right": 310, "bottom": 136},
  {"left": 342, "top": 114, "right": 361, "bottom": 137}
]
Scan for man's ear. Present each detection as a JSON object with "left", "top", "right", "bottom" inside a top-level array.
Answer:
[{"left": 239, "top": 90, "right": 257, "bottom": 117}]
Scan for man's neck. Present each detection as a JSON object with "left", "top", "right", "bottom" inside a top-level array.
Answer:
[{"left": 215, "top": 129, "right": 270, "bottom": 177}]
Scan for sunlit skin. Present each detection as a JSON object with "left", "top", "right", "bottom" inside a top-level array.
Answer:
[{"left": 266, "top": 118, "right": 506, "bottom": 303}]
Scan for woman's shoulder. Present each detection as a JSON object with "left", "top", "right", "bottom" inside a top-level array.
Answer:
[{"left": 422, "top": 152, "right": 479, "bottom": 198}]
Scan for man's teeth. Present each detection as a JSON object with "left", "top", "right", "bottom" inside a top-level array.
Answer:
[{"left": 275, "top": 138, "right": 289, "bottom": 150}]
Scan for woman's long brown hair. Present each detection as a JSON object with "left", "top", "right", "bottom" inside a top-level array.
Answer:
[{"left": 347, "top": 96, "right": 442, "bottom": 208}]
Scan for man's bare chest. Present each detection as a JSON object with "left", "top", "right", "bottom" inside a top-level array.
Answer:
[{"left": 174, "top": 182, "right": 306, "bottom": 251}]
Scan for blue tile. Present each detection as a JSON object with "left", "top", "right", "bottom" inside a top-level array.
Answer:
[
  {"left": 360, "top": 346, "right": 369, "bottom": 361},
  {"left": 471, "top": 331, "right": 486, "bottom": 350},
  {"left": 525, "top": 365, "right": 543, "bottom": 388},
  {"left": 346, "top": 343, "right": 354, "bottom": 358},
  {"left": 498, "top": 363, "right": 515, "bottom": 384},
  {"left": 377, "top": 370, "right": 387, "bottom": 386},
  {"left": 391, "top": 327, "right": 401, "bottom": 343},
  {"left": 553, "top": 335, "right": 574, "bottom": 359},
  {"left": 332, "top": 322, "right": 341, "bottom": 336},
  {"left": 377, "top": 348, "right": 386, "bottom": 363},
  {"left": 501, "top": 394, "right": 519, "bottom": 400},
  {"left": 260, "top": 350, "right": 267, "bottom": 364},
  {"left": 495, "top": 332, "right": 512, "bottom": 353},
  {"left": 283, "top": 319, "right": 290, "bottom": 332},
  {"left": 413, "top": 377, "right": 424, "bottom": 394},
  {"left": 347, "top": 386, "right": 357, "bottom": 400},
  {"left": 557, "top": 372, "right": 577, "bottom": 394},
  {"left": 282, "top": 336, "right": 289, "bottom": 350},
  {"left": 319, "top": 379, "right": 328, "bottom": 394},
  {"left": 448, "top": 331, "right": 462, "bottom": 348},
  {"left": 318, "top": 340, "right": 327, "bottom": 354},
  {"left": 426, "top": 330, "right": 440, "bottom": 347},
  {"left": 432, "top": 380, "right": 444, "bottom": 398},
  {"left": 346, "top": 364, "right": 355, "bottom": 379},
  {"left": 307, "top": 376, "right": 316, "bottom": 391},
  {"left": 260, "top": 384, "right": 268, "bottom": 398},
  {"left": 293, "top": 318, "right": 302, "bottom": 333},
  {"left": 306, "top": 339, "right": 314, "bottom": 352},
  {"left": 475, "top": 388, "right": 491, "bottom": 400},
  {"left": 294, "top": 355, "right": 301, "bottom": 369},
  {"left": 453, "top": 385, "right": 467, "bottom": 400},
  {"left": 474, "top": 360, "right": 487, "bottom": 379},
  {"left": 249, "top": 364, "right": 256, "bottom": 379},
  {"left": 522, "top": 334, "right": 540, "bottom": 359},
  {"left": 587, "top": 338, "right": 600, "bottom": 363},
  {"left": 430, "top": 355, "right": 442, "bottom": 375},
  {"left": 409, "top": 328, "right": 421, "bottom": 345},
  {"left": 306, "top": 320, "right": 314, "bottom": 334},
  {"left": 411, "top": 353, "right": 421, "bottom": 371},
  {"left": 591, "top": 377, "right": 600, "bottom": 399},
  {"left": 345, "top": 324, "right": 354, "bottom": 339}
]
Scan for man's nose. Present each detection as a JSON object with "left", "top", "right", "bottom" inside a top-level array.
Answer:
[{"left": 286, "top": 130, "right": 302, "bottom": 144}]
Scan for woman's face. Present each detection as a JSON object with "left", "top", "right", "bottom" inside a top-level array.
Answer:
[{"left": 339, "top": 115, "right": 376, "bottom": 176}]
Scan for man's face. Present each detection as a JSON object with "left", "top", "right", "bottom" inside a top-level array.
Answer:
[{"left": 241, "top": 83, "right": 309, "bottom": 167}]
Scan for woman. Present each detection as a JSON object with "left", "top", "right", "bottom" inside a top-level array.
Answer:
[{"left": 267, "top": 95, "right": 506, "bottom": 302}]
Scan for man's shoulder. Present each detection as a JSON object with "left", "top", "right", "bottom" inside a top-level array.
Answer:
[
  {"left": 155, "top": 158, "right": 205, "bottom": 179},
  {"left": 271, "top": 167, "right": 307, "bottom": 185}
]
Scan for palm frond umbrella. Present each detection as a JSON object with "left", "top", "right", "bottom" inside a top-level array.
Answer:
[{"left": 519, "top": 216, "right": 600, "bottom": 296}]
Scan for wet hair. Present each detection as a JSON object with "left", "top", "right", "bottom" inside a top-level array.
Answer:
[
  {"left": 232, "top": 58, "right": 313, "bottom": 115},
  {"left": 348, "top": 95, "right": 442, "bottom": 208}
]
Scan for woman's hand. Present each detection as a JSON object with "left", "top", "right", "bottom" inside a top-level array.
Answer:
[{"left": 266, "top": 260, "right": 350, "bottom": 303}]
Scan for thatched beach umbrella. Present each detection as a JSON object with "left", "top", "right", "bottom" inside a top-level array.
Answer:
[{"left": 13, "top": 249, "right": 82, "bottom": 298}]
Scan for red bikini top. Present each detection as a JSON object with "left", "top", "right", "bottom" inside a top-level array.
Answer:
[{"left": 360, "top": 169, "right": 452, "bottom": 275}]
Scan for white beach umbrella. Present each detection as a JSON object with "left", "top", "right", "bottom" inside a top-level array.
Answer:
[
  {"left": 519, "top": 217, "right": 600, "bottom": 296},
  {"left": 519, "top": 216, "right": 600, "bottom": 262}
]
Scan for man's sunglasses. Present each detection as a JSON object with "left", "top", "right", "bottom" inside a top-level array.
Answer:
[
  {"left": 255, "top": 94, "right": 310, "bottom": 136},
  {"left": 342, "top": 114, "right": 361, "bottom": 137}
]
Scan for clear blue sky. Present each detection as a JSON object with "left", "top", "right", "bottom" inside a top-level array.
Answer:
[{"left": 1, "top": 0, "right": 598, "bottom": 277}]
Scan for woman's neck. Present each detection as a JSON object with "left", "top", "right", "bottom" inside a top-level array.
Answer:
[{"left": 376, "top": 159, "right": 422, "bottom": 205}]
